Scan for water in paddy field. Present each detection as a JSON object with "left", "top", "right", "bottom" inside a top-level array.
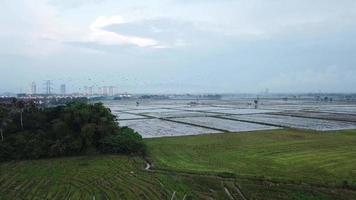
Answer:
[{"left": 103, "top": 98, "right": 356, "bottom": 138}]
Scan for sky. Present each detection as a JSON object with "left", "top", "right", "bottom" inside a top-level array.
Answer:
[{"left": 1, "top": 0, "right": 356, "bottom": 94}]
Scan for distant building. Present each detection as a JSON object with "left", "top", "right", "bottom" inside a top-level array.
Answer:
[
  {"left": 84, "top": 86, "right": 93, "bottom": 96},
  {"left": 109, "top": 86, "right": 114, "bottom": 96},
  {"left": 84, "top": 86, "right": 88, "bottom": 96},
  {"left": 97, "top": 86, "right": 117, "bottom": 96},
  {"left": 102, "top": 86, "right": 108, "bottom": 96},
  {"left": 98, "top": 87, "right": 102, "bottom": 95},
  {"left": 265, "top": 88, "right": 269, "bottom": 95},
  {"left": 44, "top": 80, "right": 52, "bottom": 95},
  {"left": 60, "top": 84, "right": 66, "bottom": 95},
  {"left": 88, "top": 86, "right": 93, "bottom": 96},
  {"left": 30, "top": 82, "right": 37, "bottom": 95}
]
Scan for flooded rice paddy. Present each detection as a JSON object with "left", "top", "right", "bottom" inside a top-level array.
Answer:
[{"left": 104, "top": 99, "right": 356, "bottom": 138}]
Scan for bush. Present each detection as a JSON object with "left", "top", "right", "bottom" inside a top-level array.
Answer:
[
  {"left": 99, "top": 127, "right": 147, "bottom": 156},
  {"left": 342, "top": 180, "right": 350, "bottom": 189}
]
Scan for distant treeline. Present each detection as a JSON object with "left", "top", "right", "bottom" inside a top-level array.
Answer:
[
  {"left": 0, "top": 96, "right": 90, "bottom": 108},
  {"left": 0, "top": 100, "right": 146, "bottom": 162}
]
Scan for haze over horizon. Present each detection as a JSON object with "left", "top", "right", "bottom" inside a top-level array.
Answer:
[{"left": 1, "top": 0, "right": 356, "bottom": 94}]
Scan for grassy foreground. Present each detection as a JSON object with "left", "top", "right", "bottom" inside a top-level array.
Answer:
[
  {"left": 0, "top": 155, "right": 239, "bottom": 199},
  {"left": 1, "top": 129, "right": 356, "bottom": 199},
  {"left": 147, "top": 129, "right": 356, "bottom": 186}
]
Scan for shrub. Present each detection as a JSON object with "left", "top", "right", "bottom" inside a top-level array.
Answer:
[{"left": 99, "top": 127, "right": 147, "bottom": 156}]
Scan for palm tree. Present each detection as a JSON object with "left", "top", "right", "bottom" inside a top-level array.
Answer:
[
  {"left": 10, "top": 100, "right": 25, "bottom": 130},
  {"left": 17, "top": 101, "right": 25, "bottom": 130},
  {"left": 0, "top": 120, "right": 10, "bottom": 141}
]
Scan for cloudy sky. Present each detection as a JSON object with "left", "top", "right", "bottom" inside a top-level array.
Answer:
[{"left": 1, "top": 0, "right": 356, "bottom": 94}]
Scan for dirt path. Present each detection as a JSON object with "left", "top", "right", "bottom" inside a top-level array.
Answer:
[
  {"left": 224, "top": 187, "right": 235, "bottom": 200},
  {"left": 170, "top": 191, "right": 176, "bottom": 200},
  {"left": 145, "top": 161, "right": 151, "bottom": 170},
  {"left": 234, "top": 185, "right": 247, "bottom": 200},
  {"left": 143, "top": 159, "right": 248, "bottom": 200},
  {"left": 182, "top": 194, "right": 187, "bottom": 200}
]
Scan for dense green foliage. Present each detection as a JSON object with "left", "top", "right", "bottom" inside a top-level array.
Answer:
[
  {"left": 146, "top": 129, "right": 356, "bottom": 187},
  {"left": 0, "top": 100, "right": 146, "bottom": 161},
  {"left": 100, "top": 127, "right": 147, "bottom": 155}
]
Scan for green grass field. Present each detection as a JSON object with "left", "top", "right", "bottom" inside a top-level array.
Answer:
[
  {"left": 0, "top": 155, "right": 246, "bottom": 199},
  {"left": 147, "top": 129, "right": 356, "bottom": 186},
  {"left": 1, "top": 129, "right": 356, "bottom": 199}
]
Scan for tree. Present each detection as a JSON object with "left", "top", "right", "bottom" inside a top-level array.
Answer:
[
  {"left": 80, "top": 123, "right": 96, "bottom": 151},
  {"left": 18, "top": 101, "right": 25, "bottom": 130},
  {"left": 9, "top": 100, "right": 25, "bottom": 130},
  {"left": 0, "top": 101, "right": 145, "bottom": 162},
  {"left": 0, "top": 106, "right": 12, "bottom": 142}
]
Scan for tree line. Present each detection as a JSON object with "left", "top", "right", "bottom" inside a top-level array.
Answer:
[{"left": 0, "top": 100, "right": 146, "bottom": 162}]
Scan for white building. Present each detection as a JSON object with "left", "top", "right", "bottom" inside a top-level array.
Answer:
[{"left": 30, "top": 82, "right": 37, "bottom": 95}]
